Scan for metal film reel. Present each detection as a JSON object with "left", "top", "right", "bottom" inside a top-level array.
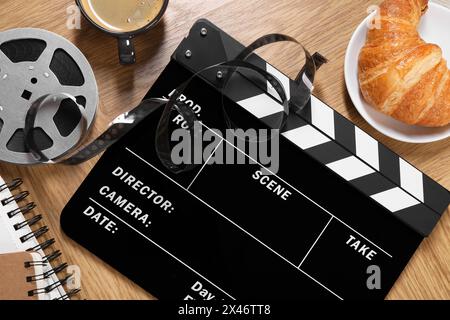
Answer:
[{"left": 0, "top": 28, "right": 98, "bottom": 165}]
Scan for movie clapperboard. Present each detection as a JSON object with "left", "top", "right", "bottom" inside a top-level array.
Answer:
[{"left": 61, "top": 20, "right": 450, "bottom": 300}]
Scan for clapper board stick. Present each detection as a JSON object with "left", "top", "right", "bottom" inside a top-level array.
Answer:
[{"left": 174, "top": 20, "right": 450, "bottom": 236}]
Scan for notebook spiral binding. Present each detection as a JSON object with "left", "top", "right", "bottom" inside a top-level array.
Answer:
[{"left": 0, "top": 178, "right": 80, "bottom": 300}]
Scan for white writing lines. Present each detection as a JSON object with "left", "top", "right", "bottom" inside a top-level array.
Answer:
[
  {"left": 126, "top": 147, "right": 343, "bottom": 300},
  {"left": 200, "top": 123, "right": 393, "bottom": 259},
  {"left": 89, "top": 197, "right": 236, "bottom": 300}
]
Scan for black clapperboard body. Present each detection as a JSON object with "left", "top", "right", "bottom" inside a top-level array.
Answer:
[{"left": 61, "top": 20, "right": 450, "bottom": 300}]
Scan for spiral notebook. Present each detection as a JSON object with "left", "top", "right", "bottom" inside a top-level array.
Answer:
[{"left": 0, "top": 175, "right": 77, "bottom": 300}]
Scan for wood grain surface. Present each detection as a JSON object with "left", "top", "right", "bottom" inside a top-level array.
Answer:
[{"left": 0, "top": 0, "right": 448, "bottom": 300}]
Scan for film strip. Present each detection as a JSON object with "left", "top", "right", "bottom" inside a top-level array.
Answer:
[
  {"left": 23, "top": 34, "right": 317, "bottom": 168},
  {"left": 0, "top": 178, "right": 79, "bottom": 300}
]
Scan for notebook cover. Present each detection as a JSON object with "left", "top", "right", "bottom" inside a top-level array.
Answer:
[
  {"left": 0, "top": 251, "right": 43, "bottom": 300},
  {"left": 61, "top": 20, "right": 450, "bottom": 300}
]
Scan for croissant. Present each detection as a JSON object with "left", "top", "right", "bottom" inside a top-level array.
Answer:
[{"left": 358, "top": 0, "right": 450, "bottom": 127}]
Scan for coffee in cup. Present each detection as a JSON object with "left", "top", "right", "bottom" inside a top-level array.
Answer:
[{"left": 77, "top": 0, "right": 168, "bottom": 64}]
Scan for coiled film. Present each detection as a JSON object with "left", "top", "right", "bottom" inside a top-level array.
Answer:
[{"left": 23, "top": 34, "right": 326, "bottom": 171}]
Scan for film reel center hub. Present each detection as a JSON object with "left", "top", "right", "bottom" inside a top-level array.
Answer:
[{"left": 0, "top": 28, "right": 98, "bottom": 165}]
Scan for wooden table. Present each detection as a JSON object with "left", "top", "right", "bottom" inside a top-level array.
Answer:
[{"left": 0, "top": 0, "right": 448, "bottom": 300}]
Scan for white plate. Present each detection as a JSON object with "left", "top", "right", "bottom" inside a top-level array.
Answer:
[{"left": 344, "top": 2, "right": 450, "bottom": 143}]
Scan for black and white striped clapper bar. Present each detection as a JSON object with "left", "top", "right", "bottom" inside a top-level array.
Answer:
[{"left": 175, "top": 20, "right": 450, "bottom": 237}]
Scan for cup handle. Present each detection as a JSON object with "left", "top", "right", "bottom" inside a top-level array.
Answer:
[{"left": 118, "top": 37, "right": 136, "bottom": 65}]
